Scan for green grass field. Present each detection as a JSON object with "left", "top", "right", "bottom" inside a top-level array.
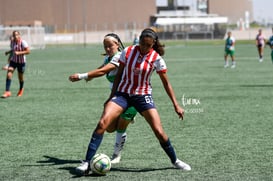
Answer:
[{"left": 0, "top": 40, "right": 273, "bottom": 181}]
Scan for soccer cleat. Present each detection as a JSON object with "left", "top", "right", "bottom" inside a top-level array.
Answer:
[
  {"left": 259, "top": 58, "right": 263, "bottom": 62},
  {"left": 1, "top": 91, "right": 11, "bottom": 98},
  {"left": 224, "top": 64, "right": 229, "bottom": 68},
  {"left": 17, "top": 89, "right": 24, "bottom": 97},
  {"left": 75, "top": 161, "right": 90, "bottom": 175},
  {"left": 110, "top": 153, "right": 121, "bottom": 164},
  {"left": 173, "top": 159, "right": 191, "bottom": 171},
  {"left": 231, "top": 64, "right": 236, "bottom": 68}
]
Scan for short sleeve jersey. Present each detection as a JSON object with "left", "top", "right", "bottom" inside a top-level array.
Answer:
[
  {"left": 268, "top": 35, "right": 273, "bottom": 48},
  {"left": 11, "top": 39, "right": 29, "bottom": 64},
  {"left": 256, "top": 34, "right": 266, "bottom": 46},
  {"left": 118, "top": 45, "right": 167, "bottom": 95},
  {"left": 225, "top": 36, "right": 235, "bottom": 50},
  {"left": 103, "top": 52, "right": 121, "bottom": 83}
]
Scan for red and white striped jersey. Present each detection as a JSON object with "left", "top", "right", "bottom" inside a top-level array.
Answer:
[
  {"left": 118, "top": 45, "right": 167, "bottom": 95},
  {"left": 11, "top": 39, "right": 29, "bottom": 64}
]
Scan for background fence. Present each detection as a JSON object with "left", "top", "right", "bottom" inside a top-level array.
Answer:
[{"left": 0, "top": 23, "right": 272, "bottom": 49}]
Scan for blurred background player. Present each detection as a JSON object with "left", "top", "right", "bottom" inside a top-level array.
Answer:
[
  {"left": 224, "top": 31, "right": 236, "bottom": 68},
  {"left": 267, "top": 28, "right": 273, "bottom": 63},
  {"left": 256, "top": 29, "right": 266, "bottom": 62},
  {"left": 69, "top": 33, "right": 137, "bottom": 164},
  {"left": 132, "top": 33, "right": 139, "bottom": 45},
  {"left": 1, "top": 31, "right": 30, "bottom": 98}
]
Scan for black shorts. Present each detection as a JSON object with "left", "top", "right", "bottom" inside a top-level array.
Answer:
[
  {"left": 9, "top": 61, "right": 26, "bottom": 73},
  {"left": 111, "top": 92, "right": 156, "bottom": 113}
]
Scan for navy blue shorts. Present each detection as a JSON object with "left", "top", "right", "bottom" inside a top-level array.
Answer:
[
  {"left": 9, "top": 61, "right": 26, "bottom": 73},
  {"left": 257, "top": 44, "right": 263, "bottom": 48},
  {"left": 111, "top": 92, "right": 156, "bottom": 113}
]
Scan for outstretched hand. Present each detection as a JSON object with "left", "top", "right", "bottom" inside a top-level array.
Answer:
[
  {"left": 68, "top": 74, "right": 81, "bottom": 82},
  {"left": 174, "top": 104, "right": 185, "bottom": 120}
]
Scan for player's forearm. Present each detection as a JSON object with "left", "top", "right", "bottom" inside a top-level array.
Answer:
[
  {"left": 15, "top": 50, "right": 30, "bottom": 55},
  {"left": 87, "top": 69, "right": 107, "bottom": 78},
  {"left": 159, "top": 73, "right": 180, "bottom": 107},
  {"left": 162, "top": 81, "right": 179, "bottom": 107},
  {"left": 77, "top": 68, "right": 107, "bottom": 81}
]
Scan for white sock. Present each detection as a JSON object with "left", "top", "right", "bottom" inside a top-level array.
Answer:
[{"left": 114, "top": 132, "right": 127, "bottom": 155}]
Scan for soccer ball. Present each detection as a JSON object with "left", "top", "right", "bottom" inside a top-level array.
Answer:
[{"left": 91, "top": 153, "right": 111, "bottom": 175}]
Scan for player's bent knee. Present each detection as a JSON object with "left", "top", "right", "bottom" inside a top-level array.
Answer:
[{"left": 96, "top": 118, "right": 111, "bottom": 133}]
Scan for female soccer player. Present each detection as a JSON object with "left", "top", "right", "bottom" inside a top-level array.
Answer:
[
  {"left": 132, "top": 33, "right": 139, "bottom": 45},
  {"left": 267, "top": 28, "right": 273, "bottom": 63},
  {"left": 69, "top": 33, "right": 137, "bottom": 164},
  {"left": 1, "top": 31, "right": 30, "bottom": 98},
  {"left": 224, "top": 31, "right": 236, "bottom": 68},
  {"left": 256, "top": 29, "right": 266, "bottom": 62},
  {"left": 76, "top": 28, "right": 191, "bottom": 175}
]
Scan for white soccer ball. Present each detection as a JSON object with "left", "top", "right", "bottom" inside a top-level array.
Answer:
[{"left": 91, "top": 153, "right": 111, "bottom": 175}]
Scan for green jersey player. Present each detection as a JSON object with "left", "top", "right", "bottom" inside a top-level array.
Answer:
[
  {"left": 267, "top": 28, "right": 273, "bottom": 63},
  {"left": 224, "top": 31, "right": 236, "bottom": 68},
  {"left": 69, "top": 33, "right": 137, "bottom": 165}
]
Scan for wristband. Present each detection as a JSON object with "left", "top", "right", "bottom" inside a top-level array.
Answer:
[{"left": 78, "top": 73, "right": 88, "bottom": 80}]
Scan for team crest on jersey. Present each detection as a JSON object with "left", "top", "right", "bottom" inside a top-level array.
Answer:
[
  {"left": 133, "top": 68, "right": 141, "bottom": 75},
  {"left": 137, "top": 57, "right": 143, "bottom": 63},
  {"left": 137, "top": 54, "right": 146, "bottom": 63}
]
